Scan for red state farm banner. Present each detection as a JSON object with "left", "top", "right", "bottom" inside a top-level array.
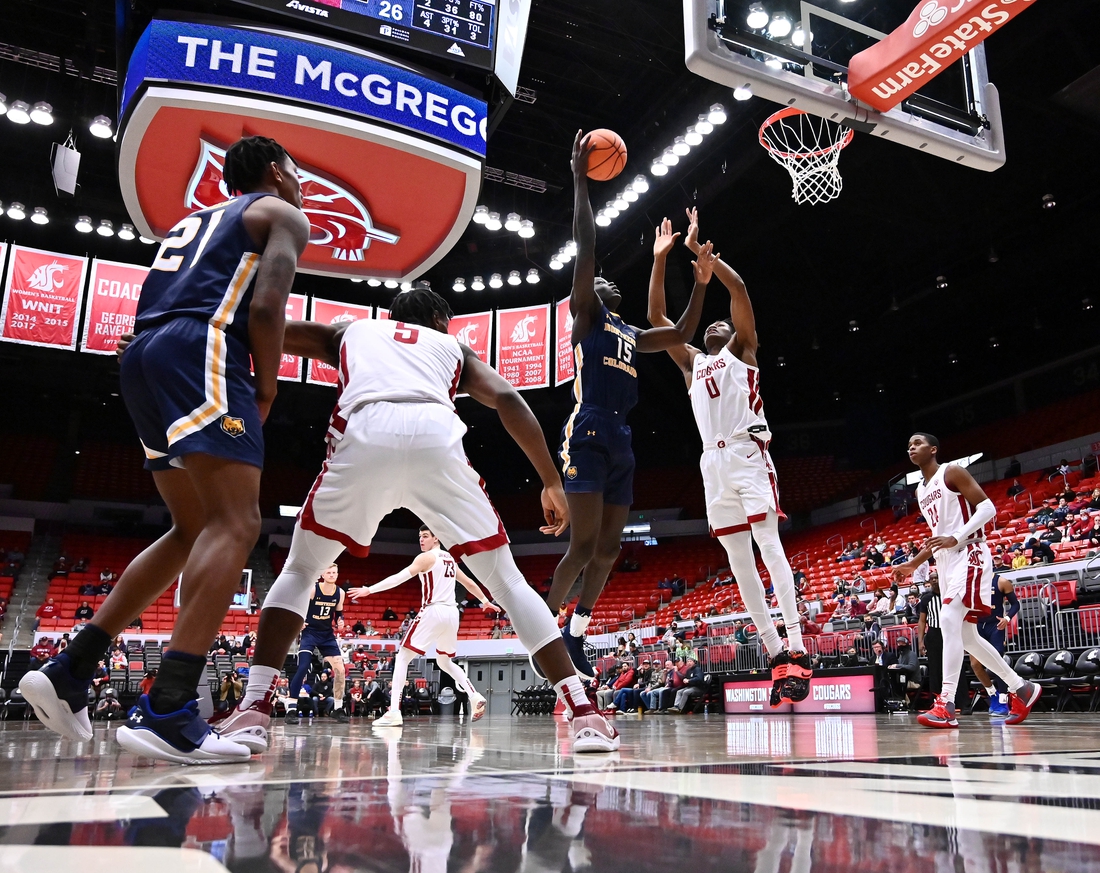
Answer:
[
  {"left": 81, "top": 259, "right": 147, "bottom": 355},
  {"left": 848, "top": 0, "right": 1037, "bottom": 112},
  {"left": 495, "top": 304, "right": 550, "bottom": 390},
  {"left": 279, "top": 293, "right": 308, "bottom": 382},
  {"left": 307, "top": 297, "right": 374, "bottom": 386},
  {"left": 448, "top": 311, "right": 492, "bottom": 365},
  {"left": 0, "top": 245, "right": 89, "bottom": 350},
  {"left": 554, "top": 297, "right": 575, "bottom": 386}
]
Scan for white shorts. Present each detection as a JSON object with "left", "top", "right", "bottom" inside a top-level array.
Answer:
[
  {"left": 298, "top": 401, "right": 509, "bottom": 560},
  {"left": 402, "top": 602, "right": 460, "bottom": 657},
  {"left": 700, "top": 434, "right": 785, "bottom": 536},
  {"left": 935, "top": 541, "right": 993, "bottom": 623}
]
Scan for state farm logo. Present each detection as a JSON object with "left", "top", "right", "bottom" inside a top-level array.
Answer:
[
  {"left": 511, "top": 314, "right": 537, "bottom": 343},
  {"left": 27, "top": 262, "right": 68, "bottom": 292},
  {"left": 455, "top": 322, "right": 478, "bottom": 346},
  {"left": 185, "top": 138, "right": 400, "bottom": 263},
  {"left": 913, "top": 1, "right": 948, "bottom": 37}
]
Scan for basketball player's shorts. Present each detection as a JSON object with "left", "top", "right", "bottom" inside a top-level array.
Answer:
[
  {"left": 700, "top": 433, "right": 785, "bottom": 536},
  {"left": 299, "top": 401, "right": 508, "bottom": 560},
  {"left": 299, "top": 627, "right": 341, "bottom": 659},
  {"left": 935, "top": 541, "right": 993, "bottom": 623},
  {"left": 401, "top": 603, "right": 460, "bottom": 658},
  {"left": 558, "top": 404, "right": 634, "bottom": 505},
  {"left": 120, "top": 317, "right": 264, "bottom": 471},
  {"left": 976, "top": 615, "right": 1007, "bottom": 653}
]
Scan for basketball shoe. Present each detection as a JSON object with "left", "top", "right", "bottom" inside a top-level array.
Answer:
[
  {"left": 561, "top": 627, "right": 596, "bottom": 679},
  {"left": 471, "top": 694, "right": 487, "bottom": 721},
  {"left": 117, "top": 694, "right": 252, "bottom": 764},
  {"left": 208, "top": 698, "right": 272, "bottom": 753},
  {"left": 987, "top": 693, "right": 1010, "bottom": 718},
  {"left": 1005, "top": 681, "right": 1041, "bottom": 725},
  {"left": 768, "top": 651, "right": 791, "bottom": 707},
  {"left": 916, "top": 696, "right": 959, "bottom": 729},
  {"left": 571, "top": 704, "right": 620, "bottom": 753},
  {"left": 774, "top": 651, "right": 813, "bottom": 705},
  {"left": 18, "top": 652, "right": 94, "bottom": 743},
  {"left": 330, "top": 706, "right": 350, "bottom": 724},
  {"left": 373, "top": 710, "right": 403, "bottom": 728}
]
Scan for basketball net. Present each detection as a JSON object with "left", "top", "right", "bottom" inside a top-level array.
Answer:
[{"left": 759, "top": 108, "right": 854, "bottom": 205}]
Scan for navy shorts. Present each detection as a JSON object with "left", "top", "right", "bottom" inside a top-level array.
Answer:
[
  {"left": 559, "top": 405, "right": 634, "bottom": 506},
  {"left": 976, "top": 616, "right": 1006, "bottom": 653},
  {"left": 300, "top": 627, "right": 341, "bottom": 659},
  {"left": 120, "top": 317, "right": 264, "bottom": 472}
]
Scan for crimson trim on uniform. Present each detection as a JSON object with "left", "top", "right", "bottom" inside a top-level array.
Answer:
[
  {"left": 437, "top": 649, "right": 456, "bottom": 658},
  {"left": 746, "top": 512, "right": 769, "bottom": 525},
  {"left": 750, "top": 434, "right": 788, "bottom": 522},
  {"left": 451, "top": 531, "right": 510, "bottom": 560},
  {"left": 299, "top": 460, "right": 372, "bottom": 558},
  {"left": 401, "top": 617, "right": 425, "bottom": 653},
  {"left": 712, "top": 523, "right": 751, "bottom": 537},
  {"left": 448, "top": 359, "right": 462, "bottom": 401}
]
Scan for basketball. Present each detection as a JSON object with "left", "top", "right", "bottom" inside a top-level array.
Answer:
[{"left": 585, "top": 129, "right": 627, "bottom": 181}]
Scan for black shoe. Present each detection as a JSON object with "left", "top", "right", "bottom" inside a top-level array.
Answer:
[
  {"left": 331, "top": 708, "right": 349, "bottom": 723},
  {"left": 285, "top": 713, "right": 299, "bottom": 725},
  {"left": 769, "top": 651, "right": 791, "bottom": 708},
  {"left": 780, "top": 651, "right": 813, "bottom": 704}
]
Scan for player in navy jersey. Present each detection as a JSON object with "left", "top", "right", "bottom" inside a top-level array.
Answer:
[
  {"left": 21, "top": 136, "right": 310, "bottom": 764},
  {"left": 282, "top": 564, "right": 348, "bottom": 725},
  {"left": 544, "top": 131, "right": 713, "bottom": 677},
  {"left": 970, "top": 574, "right": 1019, "bottom": 717}
]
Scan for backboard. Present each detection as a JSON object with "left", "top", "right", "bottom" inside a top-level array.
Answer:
[{"left": 684, "top": 0, "right": 1006, "bottom": 170}]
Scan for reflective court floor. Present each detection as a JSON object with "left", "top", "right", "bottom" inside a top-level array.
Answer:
[{"left": 2, "top": 713, "right": 1100, "bottom": 872}]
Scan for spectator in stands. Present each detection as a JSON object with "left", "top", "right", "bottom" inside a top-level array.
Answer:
[
  {"left": 109, "top": 635, "right": 125, "bottom": 655},
  {"left": 348, "top": 679, "right": 364, "bottom": 716},
  {"left": 891, "top": 637, "right": 920, "bottom": 709},
  {"left": 1006, "top": 478, "right": 1025, "bottom": 497},
  {"left": 363, "top": 621, "right": 378, "bottom": 637},
  {"left": 73, "top": 557, "right": 88, "bottom": 573},
  {"left": 860, "top": 613, "right": 881, "bottom": 648},
  {"left": 992, "top": 552, "right": 1007, "bottom": 571},
  {"left": 850, "top": 574, "right": 868, "bottom": 594},
  {"left": 661, "top": 625, "right": 678, "bottom": 652},
  {"left": 903, "top": 592, "right": 921, "bottom": 624},
  {"left": 890, "top": 545, "right": 907, "bottom": 565},
  {"left": 674, "top": 637, "right": 694, "bottom": 662},
  {"left": 799, "top": 615, "right": 822, "bottom": 636},
  {"left": 1005, "top": 457, "right": 1022, "bottom": 478},
  {"left": 351, "top": 646, "right": 368, "bottom": 667},
  {"left": 127, "top": 615, "right": 143, "bottom": 631},
  {"left": 613, "top": 660, "right": 648, "bottom": 712},
  {"left": 863, "top": 546, "right": 885, "bottom": 569},
  {"left": 109, "top": 648, "right": 128, "bottom": 670},
  {"left": 99, "top": 567, "right": 116, "bottom": 585},
  {"left": 351, "top": 619, "right": 366, "bottom": 635},
  {"left": 671, "top": 576, "right": 686, "bottom": 596},
  {"left": 1035, "top": 522, "right": 1061, "bottom": 562},
  {"left": 362, "top": 677, "right": 387, "bottom": 717},
  {"left": 74, "top": 601, "right": 94, "bottom": 621},
  {"left": 30, "top": 638, "right": 54, "bottom": 668},
  {"left": 869, "top": 640, "right": 896, "bottom": 712},
  {"left": 217, "top": 670, "right": 244, "bottom": 713},
  {"left": 79, "top": 582, "right": 98, "bottom": 596},
  {"left": 91, "top": 660, "right": 110, "bottom": 701},
  {"left": 1069, "top": 510, "right": 1094, "bottom": 540},
  {"left": 490, "top": 617, "right": 503, "bottom": 639},
  {"left": 867, "top": 591, "right": 891, "bottom": 616},
  {"left": 1011, "top": 545, "right": 1030, "bottom": 569},
  {"left": 1087, "top": 489, "right": 1100, "bottom": 511},
  {"left": 382, "top": 606, "right": 398, "bottom": 621},
  {"left": 654, "top": 658, "right": 686, "bottom": 712},
  {"left": 209, "top": 634, "right": 231, "bottom": 655},
  {"left": 832, "top": 596, "right": 852, "bottom": 620},
  {"left": 840, "top": 646, "right": 865, "bottom": 668},
  {"left": 95, "top": 687, "right": 123, "bottom": 720},
  {"left": 667, "top": 657, "right": 705, "bottom": 714},
  {"left": 792, "top": 567, "right": 807, "bottom": 594},
  {"left": 51, "top": 556, "right": 70, "bottom": 579},
  {"left": 640, "top": 662, "right": 667, "bottom": 711},
  {"left": 1052, "top": 498, "right": 1073, "bottom": 523},
  {"left": 1021, "top": 523, "right": 1041, "bottom": 550},
  {"left": 34, "top": 598, "right": 58, "bottom": 631}
]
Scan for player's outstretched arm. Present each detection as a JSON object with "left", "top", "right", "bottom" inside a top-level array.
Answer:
[
  {"left": 348, "top": 553, "right": 433, "bottom": 600},
  {"left": 456, "top": 346, "right": 569, "bottom": 537},
  {"left": 282, "top": 321, "right": 349, "bottom": 366},
  {"left": 569, "top": 130, "right": 600, "bottom": 343},
  {"left": 455, "top": 568, "right": 500, "bottom": 611},
  {"left": 683, "top": 207, "right": 758, "bottom": 361},
  {"left": 636, "top": 242, "right": 716, "bottom": 353},
  {"left": 647, "top": 217, "right": 700, "bottom": 381},
  {"left": 247, "top": 198, "right": 311, "bottom": 422}
]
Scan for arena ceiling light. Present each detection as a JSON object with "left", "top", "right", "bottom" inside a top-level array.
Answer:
[
  {"left": 471, "top": 275, "right": 485, "bottom": 290},
  {"left": 733, "top": 85, "right": 753, "bottom": 101},
  {"left": 489, "top": 273, "right": 504, "bottom": 289},
  {"left": 384, "top": 279, "right": 399, "bottom": 289},
  {"left": 7, "top": 100, "right": 30, "bottom": 124},
  {"left": 694, "top": 114, "right": 713, "bottom": 135},
  {"left": 279, "top": 505, "right": 302, "bottom": 518},
  {"left": 549, "top": 258, "right": 563, "bottom": 270},
  {"left": 792, "top": 23, "right": 810, "bottom": 47},
  {"left": 472, "top": 205, "right": 490, "bottom": 224},
  {"left": 485, "top": 211, "right": 503, "bottom": 231},
  {"left": 603, "top": 202, "right": 620, "bottom": 219},
  {"left": 117, "top": 223, "right": 136, "bottom": 240},
  {"left": 138, "top": 234, "right": 156, "bottom": 244},
  {"left": 708, "top": 103, "right": 728, "bottom": 125},
  {"left": 400, "top": 281, "right": 413, "bottom": 291},
  {"left": 30, "top": 207, "right": 48, "bottom": 225},
  {"left": 30, "top": 102, "right": 53, "bottom": 125},
  {"left": 746, "top": 3, "right": 769, "bottom": 29},
  {"left": 96, "top": 219, "right": 114, "bottom": 236},
  {"left": 767, "top": 12, "right": 792, "bottom": 38},
  {"left": 904, "top": 454, "right": 983, "bottom": 485},
  {"left": 526, "top": 269, "right": 540, "bottom": 284},
  {"left": 507, "top": 270, "right": 522, "bottom": 286},
  {"left": 6, "top": 202, "right": 25, "bottom": 220},
  {"left": 367, "top": 278, "right": 382, "bottom": 287},
  {"left": 684, "top": 127, "right": 704, "bottom": 147},
  {"left": 453, "top": 277, "right": 466, "bottom": 292},
  {"left": 660, "top": 149, "right": 679, "bottom": 166},
  {"left": 504, "top": 212, "right": 522, "bottom": 232},
  {"left": 518, "top": 219, "right": 535, "bottom": 239},
  {"left": 595, "top": 211, "right": 612, "bottom": 227},
  {"left": 672, "top": 136, "right": 691, "bottom": 157},
  {"left": 650, "top": 160, "right": 669, "bottom": 176},
  {"left": 89, "top": 115, "right": 113, "bottom": 138}
]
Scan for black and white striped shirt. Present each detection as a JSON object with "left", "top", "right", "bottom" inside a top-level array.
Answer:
[{"left": 918, "top": 590, "right": 941, "bottom": 629}]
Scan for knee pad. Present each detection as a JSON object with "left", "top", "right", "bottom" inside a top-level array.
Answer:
[{"left": 463, "top": 548, "right": 559, "bottom": 653}]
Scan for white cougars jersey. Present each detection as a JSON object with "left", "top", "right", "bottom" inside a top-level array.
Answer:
[
  {"left": 327, "top": 319, "right": 464, "bottom": 442},
  {"left": 916, "top": 463, "right": 985, "bottom": 548},
  {"left": 688, "top": 346, "right": 768, "bottom": 443},
  {"left": 418, "top": 548, "right": 459, "bottom": 608}
]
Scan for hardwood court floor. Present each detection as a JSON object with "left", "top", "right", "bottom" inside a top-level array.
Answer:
[{"left": 1, "top": 711, "right": 1099, "bottom": 871}]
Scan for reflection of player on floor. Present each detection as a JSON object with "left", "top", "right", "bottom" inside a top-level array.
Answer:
[
  {"left": 546, "top": 131, "right": 712, "bottom": 678},
  {"left": 647, "top": 208, "right": 811, "bottom": 707},
  {"left": 217, "top": 288, "right": 620, "bottom": 752},
  {"left": 351, "top": 525, "right": 499, "bottom": 726},
  {"left": 282, "top": 564, "right": 347, "bottom": 724},
  {"left": 893, "top": 433, "right": 1041, "bottom": 728},
  {"left": 19, "top": 136, "right": 310, "bottom": 764}
]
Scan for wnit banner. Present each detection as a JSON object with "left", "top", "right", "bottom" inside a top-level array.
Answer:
[{"left": 1, "top": 245, "right": 88, "bottom": 350}]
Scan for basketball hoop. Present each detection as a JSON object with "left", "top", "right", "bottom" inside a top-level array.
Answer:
[{"left": 759, "top": 108, "right": 854, "bottom": 205}]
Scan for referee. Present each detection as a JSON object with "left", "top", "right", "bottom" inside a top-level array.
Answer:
[{"left": 916, "top": 573, "right": 942, "bottom": 706}]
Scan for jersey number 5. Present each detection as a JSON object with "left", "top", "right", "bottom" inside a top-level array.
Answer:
[{"left": 394, "top": 323, "right": 420, "bottom": 345}]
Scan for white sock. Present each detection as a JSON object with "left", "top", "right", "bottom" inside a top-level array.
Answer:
[
  {"left": 569, "top": 611, "right": 591, "bottom": 638},
  {"left": 984, "top": 685, "right": 996, "bottom": 698},
  {"left": 554, "top": 676, "right": 591, "bottom": 711},
  {"left": 333, "top": 698, "right": 343, "bottom": 710},
  {"left": 243, "top": 666, "right": 279, "bottom": 706}
]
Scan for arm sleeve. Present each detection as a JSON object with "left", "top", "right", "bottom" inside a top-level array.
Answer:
[
  {"left": 948, "top": 498, "right": 996, "bottom": 546},
  {"left": 368, "top": 571, "right": 415, "bottom": 595},
  {"left": 1004, "top": 588, "right": 1020, "bottom": 620}
]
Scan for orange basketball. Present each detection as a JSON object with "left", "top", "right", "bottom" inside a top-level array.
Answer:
[{"left": 585, "top": 129, "right": 627, "bottom": 181}]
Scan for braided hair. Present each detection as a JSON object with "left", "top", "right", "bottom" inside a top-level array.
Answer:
[
  {"left": 222, "top": 136, "right": 294, "bottom": 196},
  {"left": 388, "top": 287, "right": 453, "bottom": 328}
]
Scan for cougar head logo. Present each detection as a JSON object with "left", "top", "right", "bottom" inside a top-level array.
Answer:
[
  {"left": 27, "top": 262, "right": 68, "bottom": 292},
  {"left": 510, "top": 314, "right": 537, "bottom": 343},
  {"left": 455, "top": 322, "right": 478, "bottom": 346}
]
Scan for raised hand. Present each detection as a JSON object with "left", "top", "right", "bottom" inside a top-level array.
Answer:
[
  {"left": 653, "top": 217, "right": 680, "bottom": 259},
  {"left": 348, "top": 586, "right": 371, "bottom": 601},
  {"left": 692, "top": 241, "right": 718, "bottom": 285},
  {"left": 570, "top": 129, "right": 594, "bottom": 178},
  {"left": 684, "top": 207, "right": 701, "bottom": 254}
]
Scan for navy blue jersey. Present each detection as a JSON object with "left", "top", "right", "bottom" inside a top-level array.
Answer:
[
  {"left": 571, "top": 305, "right": 639, "bottom": 415},
  {"left": 989, "top": 575, "right": 1019, "bottom": 620},
  {"left": 304, "top": 582, "right": 342, "bottom": 632},
  {"left": 135, "top": 193, "right": 273, "bottom": 347}
]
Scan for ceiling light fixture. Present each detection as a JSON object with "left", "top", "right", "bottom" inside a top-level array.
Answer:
[
  {"left": 660, "top": 149, "right": 679, "bottom": 166},
  {"left": 7, "top": 100, "right": 31, "bottom": 124},
  {"left": 564, "top": 240, "right": 578, "bottom": 256},
  {"left": 507, "top": 270, "right": 522, "bottom": 286},
  {"left": 485, "top": 211, "right": 502, "bottom": 231},
  {"left": 489, "top": 273, "right": 503, "bottom": 289},
  {"left": 1041, "top": 194, "right": 1055, "bottom": 210},
  {"left": 138, "top": 234, "right": 156, "bottom": 244},
  {"left": 518, "top": 218, "right": 535, "bottom": 239},
  {"left": 631, "top": 175, "right": 650, "bottom": 193},
  {"left": 708, "top": 103, "right": 728, "bottom": 124},
  {"left": 453, "top": 278, "right": 466, "bottom": 292},
  {"left": 526, "top": 268, "right": 540, "bottom": 284},
  {"left": 650, "top": 160, "right": 668, "bottom": 176},
  {"left": 31, "top": 207, "right": 48, "bottom": 225},
  {"left": 6, "top": 202, "right": 26, "bottom": 220},
  {"left": 603, "top": 202, "right": 619, "bottom": 219},
  {"left": 30, "top": 101, "right": 53, "bottom": 125},
  {"left": 613, "top": 196, "right": 628, "bottom": 211},
  {"left": 350, "top": 278, "right": 363, "bottom": 283},
  {"left": 472, "top": 205, "right": 489, "bottom": 224},
  {"left": 595, "top": 211, "right": 611, "bottom": 227},
  {"left": 549, "top": 259, "right": 563, "bottom": 271},
  {"left": 117, "top": 223, "right": 135, "bottom": 240},
  {"left": 504, "top": 212, "right": 522, "bottom": 232},
  {"left": 471, "top": 275, "right": 485, "bottom": 291},
  {"left": 0, "top": 93, "right": 7, "bottom": 116},
  {"left": 935, "top": 275, "right": 948, "bottom": 290},
  {"left": 694, "top": 114, "right": 713, "bottom": 135},
  {"left": 96, "top": 219, "right": 114, "bottom": 236},
  {"left": 367, "top": 278, "right": 382, "bottom": 287},
  {"left": 733, "top": 85, "right": 753, "bottom": 101},
  {"left": 89, "top": 115, "right": 113, "bottom": 138},
  {"left": 684, "top": 128, "right": 703, "bottom": 147},
  {"left": 622, "top": 188, "right": 638, "bottom": 202},
  {"left": 767, "top": 12, "right": 792, "bottom": 37},
  {"left": 746, "top": 3, "right": 769, "bottom": 29},
  {"left": 765, "top": 56, "right": 784, "bottom": 70},
  {"left": 384, "top": 279, "right": 399, "bottom": 289},
  {"left": 792, "top": 23, "right": 810, "bottom": 47},
  {"left": 672, "top": 136, "right": 690, "bottom": 156},
  {"left": 400, "top": 281, "right": 413, "bottom": 291}
]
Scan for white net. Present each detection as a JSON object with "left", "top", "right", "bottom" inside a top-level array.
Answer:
[{"left": 759, "top": 110, "right": 854, "bottom": 205}]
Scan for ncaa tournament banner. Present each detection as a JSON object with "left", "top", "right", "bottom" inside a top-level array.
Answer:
[
  {"left": 307, "top": 297, "right": 373, "bottom": 386},
  {"left": 0, "top": 245, "right": 88, "bottom": 350},
  {"left": 278, "top": 293, "right": 308, "bottom": 381},
  {"left": 449, "top": 311, "right": 492, "bottom": 365},
  {"left": 554, "top": 297, "right": 574, "bottom": 386},
  {"left": 80, "top": 259, "right": 147, "bottom": 355},
  {"left": 495, "top": 304, "right": 550, "bottom": 391}
]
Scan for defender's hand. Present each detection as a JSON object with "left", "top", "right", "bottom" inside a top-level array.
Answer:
[
  {"left": 692, "top": 241, "right": 718, "bottom": 285},
  {"left": 653, "top": 217, "right": 680, "bottom": 259},
  {"left": 540, "top": 483, "right": 570, "bottom": 536},
  {"left": 684, "top": 207, "right": 702, "bottom": 254}
]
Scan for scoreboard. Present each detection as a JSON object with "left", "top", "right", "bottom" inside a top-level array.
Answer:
[{"left": 232, "top": 0, "right": 497, "bottom": 71}]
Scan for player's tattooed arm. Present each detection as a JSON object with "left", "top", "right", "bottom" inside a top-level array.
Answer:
[
  {"left": 647, "top": 217, "right": 700, "bottom": 382},
  {"left": 457, "top": 346, "right": 569, "bottom": 537},
  {"left": 636, "top": 241, "right": 715, "bottom": 353},
  {"left": 282, "top": 321, "right": 351, "bottom": 366},
  {"left": 569, "top": 130, "right": 600, "bottom": 344},
  {"left": 684, "top": 208, "right": 758, "bottom": 363}
]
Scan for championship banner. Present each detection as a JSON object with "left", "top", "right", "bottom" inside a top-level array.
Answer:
[
  {"left": 376, "top": 308, "right": 390, "bottom": 321},
  {"left": 848, "top": 0, "right": 1038, "bottom": 112},
  {"left": 495, "top": 304, "right": 550, "bottom": 390},
  {"left": 449, "top": 310, "right": 492, "bottom": 365},
  {"left": 0, "top": 245, "right": 89, "bottom": 350},
  {"left": 80, "top": 259, "right": 147, "bottom": 355},
  {"left": 307, "top": 297, "right": 373, "bottom": 386},
  {"left": 279, "top": 293, "right": 308, "bottom": 382},
  {"left": 554, "top": 297, "right": 575, "bottom": 386}
]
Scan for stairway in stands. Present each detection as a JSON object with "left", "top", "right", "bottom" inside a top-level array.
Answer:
[{"left": 6, "top": 532, "right": 62, "bottom": 648}]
